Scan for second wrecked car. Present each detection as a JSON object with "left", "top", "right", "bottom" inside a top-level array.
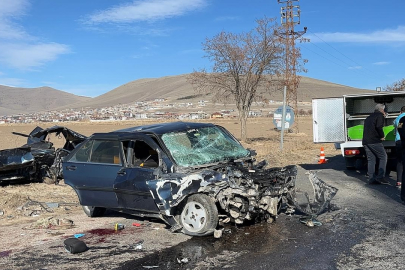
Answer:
[
  {"left": 63, "top": 121, "right": 335, "bottom": 236},
  {"left": 0, "top": 126, "right": 86, "bottom": 184}
]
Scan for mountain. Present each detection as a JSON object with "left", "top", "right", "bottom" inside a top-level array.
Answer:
[
  {"left": 1, "top": 75, "right": 376, "bottom": 116},
  {"left": 60, "top": 74, "right": 375, "bottom": 110},
  {"left": 0, "top": 86, "right": 90, "bottom": 116}
]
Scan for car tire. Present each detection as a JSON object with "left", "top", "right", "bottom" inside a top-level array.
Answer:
[
  {"left": 177, "top": 194, "right": 218, "bottom": 236},
  {"left": 82, "top": 205, "right": 106, "bottom": 217}
]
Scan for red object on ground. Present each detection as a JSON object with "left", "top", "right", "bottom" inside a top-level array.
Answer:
[
  {"left": 132, "top": 223, "right": 141, "bottom": 227},
  {"left": 318, "top": 147, "right": 327, "bottom": 164}
]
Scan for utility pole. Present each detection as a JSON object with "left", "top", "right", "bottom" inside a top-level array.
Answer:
[{"left": 276, "top": 0, "right": 306, "bottom": 119}]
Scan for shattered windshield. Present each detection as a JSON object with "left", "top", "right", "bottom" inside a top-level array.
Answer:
[{"left": 161, "top": 126, "right": 250, "bottom": 167}]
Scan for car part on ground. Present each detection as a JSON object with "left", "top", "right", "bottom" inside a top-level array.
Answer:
[
  {"left": 63, "top": 121, "right": 338, "bottom": 236},
  {"left": 0, "top": 126, "right": 86, "bottom": 184}
]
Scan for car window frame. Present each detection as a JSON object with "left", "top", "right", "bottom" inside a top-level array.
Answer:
[{"left": 67, "top": 139, "right": 123, "bottom": 166}]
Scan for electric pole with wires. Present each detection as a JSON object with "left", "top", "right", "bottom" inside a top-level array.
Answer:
[{"left": 276, "top": 0, "right": 307, "bottom": 124}]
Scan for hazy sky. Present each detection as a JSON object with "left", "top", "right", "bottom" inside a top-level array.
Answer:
[{"left": 0, "top": 0, "right": 404, "bottom": 97}]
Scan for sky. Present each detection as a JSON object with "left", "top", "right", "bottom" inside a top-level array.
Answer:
[{"left": 0, "top": 0, "right": 404, "bottom": 97}]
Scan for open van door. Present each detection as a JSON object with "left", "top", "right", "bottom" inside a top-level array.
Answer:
[{"left": 312, "top": 98, "right": 345, "bottom": 143}]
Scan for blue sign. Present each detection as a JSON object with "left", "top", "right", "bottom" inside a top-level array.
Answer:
[{"left": 273, "top": 105, "right": 295, "bottom": 130}]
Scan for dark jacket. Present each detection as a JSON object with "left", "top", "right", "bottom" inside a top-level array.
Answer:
[
  {"left": 397, "top": 116, "right": 405, "bottom": 143},
  {"left": 362, "top": 110, "right": 385, "bottom": 145}
]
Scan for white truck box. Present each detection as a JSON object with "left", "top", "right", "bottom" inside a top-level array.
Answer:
[{"left": 312, "top": 91, "right": 405, "bottom": 169}]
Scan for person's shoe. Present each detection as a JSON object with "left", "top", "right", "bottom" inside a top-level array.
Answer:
[
  {"left": 368, "top": 178, "right": 378, "bottom": 185},
  {"left": 376, "top": 178, "right": 390, "bottom": 185},
  {"left": 396, "top": 182, "right": 402, "bottom": 188}
]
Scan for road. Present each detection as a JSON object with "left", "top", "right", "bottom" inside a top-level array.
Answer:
[
  {"left": 1, "top": 156, "right": 404, "bottom": 270},
  {"left": 119, "top": 156, "right": 405, "bottom": 270}
]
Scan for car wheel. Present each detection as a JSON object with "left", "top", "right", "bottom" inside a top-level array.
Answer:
[
  {"left": 82, "top": 205, "right": 106, "bottom": 217},
  {"left": 178, "top": 194, "right": 218, "bottom": 236}
]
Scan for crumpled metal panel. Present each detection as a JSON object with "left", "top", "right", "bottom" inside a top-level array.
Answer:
[
  {"left": 293, "top": 170, "right": 338, "bottom": 216},
  {"left": 0, "top": 147, "right": 34, "bottom": 172}
]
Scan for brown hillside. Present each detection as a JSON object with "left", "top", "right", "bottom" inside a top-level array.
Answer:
[
  {"left": 63, "top": 74, "right": 374, "bottom": 110},
  {"left": 0, "top": 86, "right": 90, "bottom": 116}
]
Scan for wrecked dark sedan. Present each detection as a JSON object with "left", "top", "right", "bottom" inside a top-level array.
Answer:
[
  {"left": 63, "top": 122, "right": 300, "bottom": 236},
  {"left": 0, "top": 126, "right": 86, "bottom": 184}
]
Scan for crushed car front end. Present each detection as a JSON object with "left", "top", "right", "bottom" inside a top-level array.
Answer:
[{"left": 147, "top": 124, "right": 298, "bottom": 233}]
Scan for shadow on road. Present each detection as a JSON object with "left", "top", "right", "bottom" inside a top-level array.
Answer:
[{"left": 300, "top": 154, "right": 403, "bottom": 204}]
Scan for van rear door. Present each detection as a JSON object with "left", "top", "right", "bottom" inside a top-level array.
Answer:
[{"left": 312, "top": 97, "right": 345, "bottom": 143}]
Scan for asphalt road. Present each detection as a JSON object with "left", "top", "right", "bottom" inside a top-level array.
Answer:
[{"left": 118, "top": 156, "right": 405, "bottom": 270}]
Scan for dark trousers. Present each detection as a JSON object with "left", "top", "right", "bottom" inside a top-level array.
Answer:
[
  {"left": 401, "top": 145, "right": 405, "bottom": 201},
  {"left": 396, "top": 141, "right": 403, "bottom": 182},
  {"left": 364, "top": 143, "right": 387, "bottom": 181}
]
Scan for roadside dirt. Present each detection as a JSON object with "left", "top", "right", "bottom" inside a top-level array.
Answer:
[{"left": 0, "top": 117, "right": 339, "bottom": 269}]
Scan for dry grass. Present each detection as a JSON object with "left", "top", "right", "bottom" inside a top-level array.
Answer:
[{"left": 0, "top": 117, "right": 340, "bottom": 168}]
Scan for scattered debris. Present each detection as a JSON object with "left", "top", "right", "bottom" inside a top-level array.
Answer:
[
  {"left": 74, "top": 233, "right": 85, "bottom": 238},
  {"left": 214, "top": 229, "right": 223, "bottom": 239},
  {"left": 45, "top": 202, "right": 59, "bottom": 209},
  {"left": 28, "top": 217, "right": 74, "bottom": 230},
  {"left": 293, "top": 170, "right": 338, "bottom": 226},
  {"left": 132, "top": 223, "right": 141, "bottom": 227},
  {"left": 131, "top": 240, "right": 144, "bottom": 251},
  {"left": 142, "top": 266, "right": 159, "bottom": 269},
  {"left": 177, "top": 257, "right": 189, "bottom": 264},
  {"left": 114, "top": 223, "right": 125, "bottom": 231},
  {"left": 300, "top": 217, "right": 323, "bottom": 227},
  {"left": 22, "top": 197, "right": 54, "bottom": 214},
  {"left": 0, "top": 210, "right": 4, "bottom": 216}
]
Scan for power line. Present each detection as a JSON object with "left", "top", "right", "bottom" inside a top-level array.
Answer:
[
  {"left": 307, "top": 29, "right": 384, "bottom": 80},
  {"left": 300, "top": 41, "right": 374, "bottom": 78}
]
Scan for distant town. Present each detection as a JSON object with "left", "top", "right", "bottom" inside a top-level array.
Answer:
[{"left": 0, "top": 98, "right": 311, "bottom": 124}]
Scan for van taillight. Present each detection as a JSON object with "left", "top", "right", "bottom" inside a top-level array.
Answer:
[{"left": 345, "top": 149, "right": 360, "bottom": 155}]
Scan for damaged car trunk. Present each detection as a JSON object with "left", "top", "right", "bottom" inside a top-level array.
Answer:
[
  {"left": 0, "top": 126, "right": 86, "bottom": 184},
  {"left": 63, "top": 121, "right": 337, "bottom": 236}
]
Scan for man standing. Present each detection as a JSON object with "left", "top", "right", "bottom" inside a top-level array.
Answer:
[
  {"left": 393, "top": 106, "right": 405, "bottom": 187},
  {"left": 362, "top": 103, "right": 388, "bottom": 184},
  {"left": 396, "top": 112, "right": 405, "bottom": 202}
]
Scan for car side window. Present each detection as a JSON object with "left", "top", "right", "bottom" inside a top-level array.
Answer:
[
  {"left": 68, "top": 140, "right": 93, "bottom": 162},
  {"left": 131, "top": 140, "right": 159, "bottom": 168},
  {"left": 90, "top": 140, "right": 121, "bottom": 164}
]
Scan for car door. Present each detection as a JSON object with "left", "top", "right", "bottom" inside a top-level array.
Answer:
[
  {"left": 113, "top": 137, "right": 161, "bottom": 213},
  {"left": 64, "top": 139, "right": 122, "bottom": 208}
]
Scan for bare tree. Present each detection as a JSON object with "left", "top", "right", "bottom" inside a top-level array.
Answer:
[
  {"left": 188, "top": 17, "right": 283, "bottom": 141},
  {"left": 384, "top": 78, "right": 405, "bottom": 92}
]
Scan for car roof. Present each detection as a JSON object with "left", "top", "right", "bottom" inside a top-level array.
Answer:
[{"left": 90, "top": 121, "right": 217, "bottom": 140}]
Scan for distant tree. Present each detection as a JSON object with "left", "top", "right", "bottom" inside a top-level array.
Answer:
[
  {"left": 298, "top": 108, "right": 306, "bottom": 116},
  {"left": 188, "top": 17, "right": 283, "bottom": 141},
  {"left": 384, "top": 78, "right": 405, "bottom": 92}
]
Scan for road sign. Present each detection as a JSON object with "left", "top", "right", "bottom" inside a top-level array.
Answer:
[{"left": 273, "top": 105, "right": 295, "bottom": 130}]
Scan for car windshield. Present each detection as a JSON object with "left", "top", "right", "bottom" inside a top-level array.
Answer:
[{"left": 161, "top": 126, "right": 250, "bottom": 167}]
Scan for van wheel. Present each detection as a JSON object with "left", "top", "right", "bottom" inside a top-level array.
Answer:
[
  {"left": 82, "top": 206, "right": 106, "bottom": 217},
  {"left": 177, "top": 194, "right": 218, "bottom": 236}
]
